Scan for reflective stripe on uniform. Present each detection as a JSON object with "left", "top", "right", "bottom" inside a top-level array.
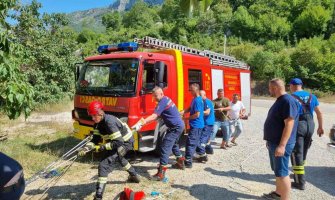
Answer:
[
  {"left": 122, "top": 162, "right": 132, "bottom": 170},
  {"left": 98, "top": 177, "right": 107, "bottom": 183},
  {"left": 109, "top": 131, "right": 122, "bottom": 140},
  {"left": 93, "top": 129, "right": 101, "bottom": 135},
  {"left": 116, "top": 118, "right": 133, "bottom": 141},
  {"left": 105, "top": 143, "right": 112, "bottom": 150},
  {"left": 102, "top": 131, "right": 122, "bottom": 140},
  {"left": 293, "top": 165, "right": 305, "bottom": 174},
  {"left": 293, "top": 170, "right": 305, "bottom": 175},
  {"left": 122, "top": 131, "right": 132, "bottom": 141}
]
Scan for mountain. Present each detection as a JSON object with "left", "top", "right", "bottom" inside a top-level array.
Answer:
[{"left": 68, "top": 0, "right": 164, "bottom": 32}]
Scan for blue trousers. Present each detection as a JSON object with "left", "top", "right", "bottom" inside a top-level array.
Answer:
[
  {"left": 211, "top": 120, "right": 230, "bottom": 142},
  {"left": 196, "top": 125, "right": 213, "bottom": 155},
  {"left": 160, "top": 126, "right": 184, "bottom": 165},
  {"left": 185, "top": 127, "right": 203, "bottom": 163}
]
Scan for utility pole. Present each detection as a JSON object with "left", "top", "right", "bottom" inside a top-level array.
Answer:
[{"left": 224, "top": 34, "right": 227, "bottom": 55}]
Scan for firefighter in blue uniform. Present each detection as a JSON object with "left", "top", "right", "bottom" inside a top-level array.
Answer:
[
  {"left": 195, "top": 90, "right": 215, "bottom": 161},
  {"left": 0, "top": 152, "right": 25, "bottom": 200},
  {"left": 79, "top": 100, "right": 140, "bottom": 200},
  {"left": 289, "top": 78, "right": 324, "bottom": 190},
  {"left": 132, "top": 87, "right": 185, "bottom": 181},
  {"left": 181, "top": 83, "right": 205, "bottom": 168}
]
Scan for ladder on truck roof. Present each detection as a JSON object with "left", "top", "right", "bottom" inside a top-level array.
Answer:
[{"left": 134, "top": 36, "right": 249, "bottom": 70}]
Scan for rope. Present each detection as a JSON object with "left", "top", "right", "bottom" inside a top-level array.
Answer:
[
  {"left": 38, "top": 156, "right": 77, "bottom": 200},
  {"left": 26, "top": 136, "right": 92, "bottom": 185}
]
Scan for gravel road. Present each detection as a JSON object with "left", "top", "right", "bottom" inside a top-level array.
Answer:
[{"left": 23, "top": 99, "right": 335, "bottom": 200}]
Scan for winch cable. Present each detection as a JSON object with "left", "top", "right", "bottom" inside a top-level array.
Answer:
[
  {"left": 37, "top": 156, "right": 78, "bottom": 200},
  {"left": 25, "top": 135, "right": 93, "bottom": 185}
]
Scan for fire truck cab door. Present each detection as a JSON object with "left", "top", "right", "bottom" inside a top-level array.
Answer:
[{"left": 140, "top": 60, "right": 168, "bottom": 115}]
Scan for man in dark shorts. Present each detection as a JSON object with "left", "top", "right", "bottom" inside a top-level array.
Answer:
[
  {"left": 132, "top": 87, "right": 185, "bottom": 181},
  {"left": 262, "top": 78, "right": 299, "bottom": 200},
  {"left": 289, "top": 78, "right": 324, "bottom": 190}
]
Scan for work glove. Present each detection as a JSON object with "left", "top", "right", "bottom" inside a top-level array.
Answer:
[
  {"left": 78, "top": 142, "right": 95, "bottom": 156},
  {"left": 95, "top": 145, "right": 106, "bottom": 152},
  {"left": 131, "top": 118, "right": 145, "bottom": 131}
]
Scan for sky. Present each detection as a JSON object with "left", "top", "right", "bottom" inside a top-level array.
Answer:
[{"left": 21, "top": 0, "right": 114, "bottom": 13}]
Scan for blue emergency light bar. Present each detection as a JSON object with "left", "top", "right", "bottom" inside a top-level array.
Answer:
[{"left": 98, "top": 42, "right": 139, "bottom": 54}]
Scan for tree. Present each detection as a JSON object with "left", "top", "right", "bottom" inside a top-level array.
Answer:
[
  {"left": 102, "top": 11, "right": 122, "bottom": 30},
  {"left": 12, "top": 0, "right": 80, "bottom": 104},
  {"left": 230, "top": 6, "right": 255, "bottom": 40},
  {"left": 293, "top": 5, "right": 332, "bottom": 39},
  {"left": 0, "top": 0, "right": 34, "bottom": 119},
  {"left": 180, "top": 0, "right": 213, "bottom": 17},
  {"left": 122, "top": 2, "right": 160, "bottom": 29}
]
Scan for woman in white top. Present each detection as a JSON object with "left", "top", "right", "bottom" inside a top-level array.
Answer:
[{"left": 229, "top": 94, "right": 246, "bottom": 145}]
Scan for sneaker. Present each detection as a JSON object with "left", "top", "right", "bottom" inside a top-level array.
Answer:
[
  {"left": 225, "top": 144, "right": 232, "bottom": 148},
  {"left": 261, "top": 191, "right": 281, "bottom": 200},
  {"left": 185, "top": 162, "right": 192, "bottom": 168},
  {"left": 291, "top": 182, "right": 305, "bottom": 190},
  {"left": 197, "top": 155, "right": 208, "bottom": 163},
  {"left": 231, "top": 141, "right": 238, "bottom": 146}
]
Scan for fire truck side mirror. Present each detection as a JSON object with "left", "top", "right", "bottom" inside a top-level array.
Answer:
[
  {"left": 154, "top": 61, "right": 166, "bottom": 88},
  {"left": 74, "top": 63, "right": 83, "bottom": 82}
]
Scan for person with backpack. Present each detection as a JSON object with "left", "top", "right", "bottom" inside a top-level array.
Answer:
[{"left": 289, "top": 78, "right": 324, "bottom": 190}]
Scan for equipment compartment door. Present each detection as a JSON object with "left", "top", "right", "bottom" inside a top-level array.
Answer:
[
  {"left": 240, "top": 72, "right": 251, "bottom": 115},
  {"left": 211, "top": 69, "right": 224, "bottom": 99}
]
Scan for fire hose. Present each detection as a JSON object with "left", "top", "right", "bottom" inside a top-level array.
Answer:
[{"left": 25, "top": 135, "right": 93, "bottom": 199}]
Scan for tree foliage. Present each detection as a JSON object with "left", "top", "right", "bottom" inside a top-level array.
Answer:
[{"left": 0, "top": 0, "right": 34, "bottom": 119}]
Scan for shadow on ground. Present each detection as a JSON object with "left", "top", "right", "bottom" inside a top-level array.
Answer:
[
  {"left": 25, "top": 182, "right": 96, "bottom": 199},
  {"left": 172, "top": 184, "right": 261, "bottom": 200},
  {"left": 305, "top": 166, "right": 335, "bottom": 196},
  {"left": 205, "top": 167, "right": 275, "bottom": 185}
]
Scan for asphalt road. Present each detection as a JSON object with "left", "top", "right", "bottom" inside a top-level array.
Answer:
[{"left": 158, "top": 98, "right": 335, "bottom": 200}]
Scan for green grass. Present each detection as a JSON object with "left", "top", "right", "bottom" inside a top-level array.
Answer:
[
  {"left": 0, "top": 131, "right": 82, "bottom": 177},
  {"left": 34, "top": 97, "right": 73, "bottom": 113}
]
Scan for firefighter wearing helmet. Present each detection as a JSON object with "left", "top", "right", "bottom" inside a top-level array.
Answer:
[{"left": 79, "top": 100, "right": 140, "bottom": 200}]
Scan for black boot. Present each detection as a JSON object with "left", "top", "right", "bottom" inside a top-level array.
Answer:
[
  {"left": 94, "top": 181, "right": 106, "bottom": 200},
  {"left": 205, "top": 145, "right": 214, "bottom": 155},
  {"left": 126, "top": 166, "right": 140, "bottom": 183},
  {"left": 292, "top": 174, "right": 306, "bottom": 190}
]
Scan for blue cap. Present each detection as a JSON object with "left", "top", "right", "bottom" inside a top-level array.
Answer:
[{"left": 289, "top": 78, "right": 303, "bottom": 85}]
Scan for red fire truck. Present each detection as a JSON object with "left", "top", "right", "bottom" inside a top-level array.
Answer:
[{"left": 72, "top": 36, "right": 251, "bottom": 152}]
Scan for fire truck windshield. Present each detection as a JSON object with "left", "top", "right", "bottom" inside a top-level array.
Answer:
[{"left": 76, "top": 59, "right": 139, "bottom": 96}]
